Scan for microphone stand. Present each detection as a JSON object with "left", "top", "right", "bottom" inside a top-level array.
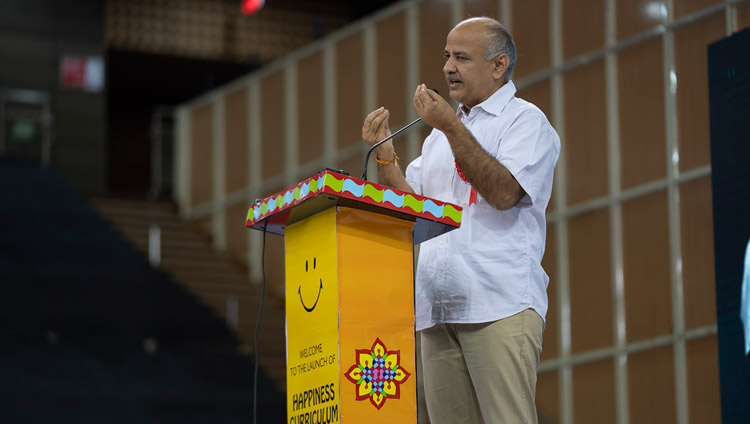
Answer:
[
  {"left": 359, "top": 88, "right": 438, "bottom": 181},
  {"left": 359, "top": 117, "right": 422, "bottom": 181}
]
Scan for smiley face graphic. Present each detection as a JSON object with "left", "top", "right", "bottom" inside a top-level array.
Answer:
[{"left": 298, "top": 257, "right": 323, "bottom": 312}]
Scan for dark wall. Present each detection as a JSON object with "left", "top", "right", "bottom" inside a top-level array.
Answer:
[
  {"left": 0, "top": 0, "right": 107, "bottom": 194},
  {"left": 107, "top": 49, "right": 251, "bottom": 197}
]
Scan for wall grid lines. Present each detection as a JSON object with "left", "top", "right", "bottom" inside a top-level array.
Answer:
[{"left": 173, "top": 0, "right": 741, "bottom": 421}]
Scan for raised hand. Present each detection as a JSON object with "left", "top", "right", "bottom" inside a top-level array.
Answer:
[
  {"left": 362, "top": 107, "right": 391, "bottom": 147},
  {"left": 413, "top": 84, "right": 459, "bottom": 133}
]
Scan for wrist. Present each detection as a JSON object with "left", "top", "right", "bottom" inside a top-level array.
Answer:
[
  {"left": 374, "top": 141, "right": 394, "bottom": 158},
  {"left": 441, "top": 116, "right": 463, "bottom": 136}
]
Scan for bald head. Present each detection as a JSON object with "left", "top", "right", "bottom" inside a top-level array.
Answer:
[{"left": 452, "top": 17, "right": 517, "bottom": 81}]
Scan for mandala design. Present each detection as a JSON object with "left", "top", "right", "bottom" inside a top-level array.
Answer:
[{"left": 343, "top": 338, "right": 411, "bottom": 410}]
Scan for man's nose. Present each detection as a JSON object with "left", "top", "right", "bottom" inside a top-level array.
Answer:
[{"left": 443, "top": 58, "right": 456, "bottom": 74}]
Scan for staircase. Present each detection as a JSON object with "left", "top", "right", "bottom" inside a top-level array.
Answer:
[{"left": 89, "top": 197, "right": 288, "bottom": 389}]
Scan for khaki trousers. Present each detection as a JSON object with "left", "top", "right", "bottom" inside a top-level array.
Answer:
[{"left": 420, "top": 309, "right": 544, "bottom": 424}]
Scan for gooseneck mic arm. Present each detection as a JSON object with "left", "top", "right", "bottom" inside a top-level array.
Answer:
[
  {"left": 360, "top": 117, "right": 422, "bottom": 181},
  {"left": 359, "top": 88, "right": 438, "bottom": 181}
]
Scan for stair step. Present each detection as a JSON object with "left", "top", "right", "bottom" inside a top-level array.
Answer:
[
  {"left": 90, "top": 197, "right": 178, "bottom": 214},
  {"left": 89, "top": 196, "right": 288, "bottom": 390}
]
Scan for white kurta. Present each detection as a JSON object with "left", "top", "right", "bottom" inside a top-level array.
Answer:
[{"left": 406, "top": 81, "right": 561, "bottom": 331}]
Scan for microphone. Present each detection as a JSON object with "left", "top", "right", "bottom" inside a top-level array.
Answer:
[{"left": 360, "top": 88, "right": 439, "bottom": 181}]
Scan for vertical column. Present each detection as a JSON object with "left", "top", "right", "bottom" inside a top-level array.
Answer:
[
  {"left": 662, "top": 1, "right": 688, "bottom": 423},
  {"left": 363, "top": 24, "right": 377, "bottom": 114},
  {"left": 500, "top": 0, "right": 512, "bottom": 31},
  {"left": 726, "top": 0, "right": 738, "bottom": 35},
  {"left": 248, "top": 80, "right": 263, "bottom": 283},
  {"left": 451, "top": 0, "right": 464, "bottom": 25},
  {"left": 604, "top": 1, "right": 629, "bottom": 423},
  {"left": 212, "top": 95, "right": 227, "bottom": 251},
  {"left": 175, "top": 106, "right": 192, "bottom": 217},
  {"left": 405, "top": 3, "right": 420, "bottom": 162},
  {"left": 324, "top": 46, "right": 337, "bottom": 166},
  {"left": 549, "top": 3, "right": 572, "bottom": 423},
  {"left": 364, "top": 24, "right": 378, "bottom": 180},
  {"left": 285, "top": 64, "right": 299, "bottom": 186}
]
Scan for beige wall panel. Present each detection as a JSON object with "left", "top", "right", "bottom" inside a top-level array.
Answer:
[
  {"left": 674, "top": 0, "right": 724, "bottom": 18},
  {"left": 224, "top": 88, "right": 249, "bottom": 195},
  {"left": 419, "top": 0, "right": 453, "bottom": 142},
  {"left": 573, "top": 359, "right": 616, "bottom": 424},
  {"left": 464, "top": 0, "right": 500, "bottom": 19},
  {"left": 297, "top": 52, "right": 324, "bottom": 167},
  {"left": 675, "top": 14, "right": 725, "bottom": 171},
  {"left": 740, "top": 2, "right": 750, "bottom": 28},
  {"left": 190, "top": 103, "right": 213, "bottom": 207},
  {"left": 622, "top": 190, "right": 671, "bottom": 342},
  {"left": 686, "top": 335, "right": 721, "bottom": 423},
  {"left": 562, "top": 0, "right": 604, "bottom": 60},
  {"left": 517, "top": 79, "right": 555, "bottom": 211},
  {"left": 541, "top": 223, "right": 558, "bottom": 360},
  {"left": 536, "top": 370, "right": 559, "bottom": 422},
  {"left": 336, "top": 33, "right": 364, "bottom": 150},
  {"left": 335, "top": 154, "right": 365, "bottom": 179},
  {"left": 260, "top": 72, "right": 286, "bottom": 180},
  {"left": 511, "top": 0, "right": 551, "bottom": 79},
  {"left": 564, "top": 60, "right": 608, "bottom": 205},
  {"left": 376, "top": 12, "right": 408, "bottom": 128},
  {"left": 628, "top": 345, "right": 676, "bottom": 423},
  {"left": 518, "top": 79, "right": 552, "bottom": 118},
  {"left": 617, "top": 0, "right": 666, "bottom": 41},
  {"left": 568, "top": 208, "right": 613, "bottom": 354},
  {"left": 618, "top": 39, "right": 666, "bottom": 189},
  {"left": 196, "top": 216, "right": 213, "bottom": 241},
  {"left": 679, "top": 176, "right": 716, "bottom": 329},
  {"left": 225, "top": 203, "right": 249, "bottom": 262}
]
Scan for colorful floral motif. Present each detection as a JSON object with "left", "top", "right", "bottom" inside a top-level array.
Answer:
[{"left": 344, "top": 338, "right": 411, "bottom": 410}]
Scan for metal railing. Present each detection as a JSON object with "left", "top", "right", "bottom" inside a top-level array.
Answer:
[{"left": 149, "top": 105, "right": 175, "bottom": 200}]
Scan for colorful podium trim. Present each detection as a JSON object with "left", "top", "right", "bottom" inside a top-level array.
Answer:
[{"left": 246, "top": 170, "right": 463, "bottom": 228}]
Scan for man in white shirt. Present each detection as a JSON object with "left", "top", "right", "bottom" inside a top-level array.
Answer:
[{"left": 362, "top": 17, "right": 560, "bottom": 423}]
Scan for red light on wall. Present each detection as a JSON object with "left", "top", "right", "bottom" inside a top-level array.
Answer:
[{"left": 242, "top": 0, "right": 265, "bottom": 15}]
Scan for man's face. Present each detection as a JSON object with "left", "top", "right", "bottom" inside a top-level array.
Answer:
[{"left": 443, "top": 22, "right": 501, "bottom": 109}]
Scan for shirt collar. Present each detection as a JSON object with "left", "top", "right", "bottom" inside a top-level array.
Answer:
[{"left": 457, "top": 80, "right": 517, "bottom": 118}]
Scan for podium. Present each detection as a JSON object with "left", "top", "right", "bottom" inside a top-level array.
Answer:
[{"left": 246, "top": 170, "right": 462, "bottom": 423}]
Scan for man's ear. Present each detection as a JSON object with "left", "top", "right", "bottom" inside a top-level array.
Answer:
[{"left": 493, "top": 53, "right": 509, "bottom": 80}]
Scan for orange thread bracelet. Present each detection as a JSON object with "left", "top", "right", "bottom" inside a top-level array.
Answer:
[{"left": 375, "top": 153, "right": 399, "bottom": 167}]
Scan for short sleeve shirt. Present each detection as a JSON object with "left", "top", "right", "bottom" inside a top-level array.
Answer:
[{"left": 405, "top": 81, "right": 560, "bottom": 331}]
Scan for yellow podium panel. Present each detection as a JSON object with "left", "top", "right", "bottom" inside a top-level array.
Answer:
[
  {"left": 284, "top": 207, "right": 416, "bottom": 423},
  {"left": 285, "top": 208, "right": 340, "bottom": 423}
]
